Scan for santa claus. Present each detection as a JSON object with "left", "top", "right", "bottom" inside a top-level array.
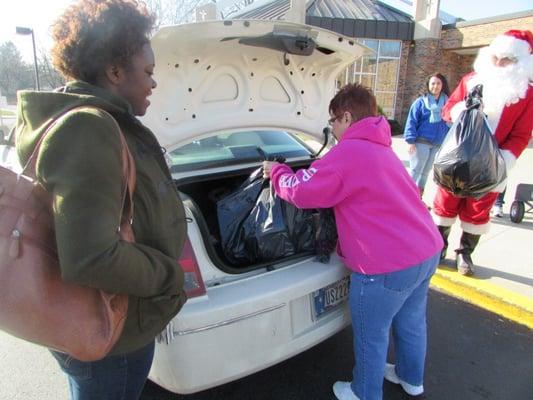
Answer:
[{"left": 433, "top": 29, "right": 533, "bottom": 276}]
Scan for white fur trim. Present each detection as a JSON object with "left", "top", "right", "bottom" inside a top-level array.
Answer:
[
  {"left": 432, "top": 214, "right": 457, "bottom": 227},
  {"left": 500, "top": 149, "right": 517, "bottom": 171},
  {"left": 450, "top": 101, "right": 466, "bottom": 122},
  {"left": 489, "top": 35, "right": 531, "bottom": 59},
  {"left": 461, "top": 221, "right": 490, "bottom": 235}
]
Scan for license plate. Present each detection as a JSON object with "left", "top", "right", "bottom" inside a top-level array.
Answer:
[{"left": 312, "top": 276, "right": 350, "bottom": 319}]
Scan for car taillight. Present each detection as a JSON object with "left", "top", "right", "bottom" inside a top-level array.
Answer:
[{"left": 178, "top": 238, "right": 206, "bottom": 298}]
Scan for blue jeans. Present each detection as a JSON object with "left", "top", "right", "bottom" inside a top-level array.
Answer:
[
  {"left": 349, "top": 252, "right": 439, "bottom": 400},
  {"left": 50, "top": 341, "right": 155, "bottom": 400},
  {"left": 495, "top": 188, "right": 506, "bottom": 207},
  {"left": 409, "top": 142, "right": 440, "bottom": 190}
]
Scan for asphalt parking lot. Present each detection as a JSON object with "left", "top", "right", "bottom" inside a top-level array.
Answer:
[{"left": 140, "top": 289, "right": 533, "bottom": 400}]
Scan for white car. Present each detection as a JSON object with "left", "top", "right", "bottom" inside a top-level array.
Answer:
[
  {"left": 142, "top": 20, "right": 367, "bottom": 394},
  {"left": 0, "top": 128, "right": 21, "bottom": 173}
]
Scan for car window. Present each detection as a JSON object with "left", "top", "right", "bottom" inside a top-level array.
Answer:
[{"left": 169, "top": 130, "right": 313, "bottom": 172}]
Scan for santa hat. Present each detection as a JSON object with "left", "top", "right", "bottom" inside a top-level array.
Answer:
[{"left": 488, "top": 30, "right": 533, "bottom": 59}]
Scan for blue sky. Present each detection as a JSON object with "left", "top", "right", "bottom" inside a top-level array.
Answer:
[
  {"left": 1, "top": 0, "right": 532, "bottom": 61},
  {"left": 439, "top": 0, "right": 531, "bottom": 20}
]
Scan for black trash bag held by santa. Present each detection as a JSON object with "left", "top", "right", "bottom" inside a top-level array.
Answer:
[
  {"left": 433, "top": 84, "right": 506, "bottom": 198},
  {"left": 217, "top": 166, "right": 316, "bottom": 266}
]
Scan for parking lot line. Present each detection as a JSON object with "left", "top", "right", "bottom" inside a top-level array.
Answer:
[{"left": 431, "top": 267, "right": 533, "bottom": 329}]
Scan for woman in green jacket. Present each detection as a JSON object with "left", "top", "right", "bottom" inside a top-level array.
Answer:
[{"left": 15, "top": 1, "right": 187, "bottom": 398}]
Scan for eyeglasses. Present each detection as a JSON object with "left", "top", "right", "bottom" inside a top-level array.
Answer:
[
  {"left": 329, "top": 112, "right": 353, "bottom": 126},
  {"left": 328, "top": 115, "right": 341, "bottom": 125},
  {"left": 491, "top": 55, "right": 517, "bottom": 66}
]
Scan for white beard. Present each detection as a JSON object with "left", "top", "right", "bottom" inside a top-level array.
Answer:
[{"left": 469, "top": 47, "right": 533, "bottom": 132}]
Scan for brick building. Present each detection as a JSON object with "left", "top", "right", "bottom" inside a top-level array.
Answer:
[{"left": 229, "top": 0, "right": 533, "bottom": 129}]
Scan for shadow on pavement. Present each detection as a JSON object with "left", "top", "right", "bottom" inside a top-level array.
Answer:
[
  {"left": 490, "top": 215, "right": 533, "bottom": 231},
  {"left": 438, "top": 258, "right": 533, "bottom": 287},
  {"left": 470, "top": 264, "right": 533, "bottom": 287}
]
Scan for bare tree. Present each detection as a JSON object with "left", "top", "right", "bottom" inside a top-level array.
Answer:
[
  {"left": 0, "top": 42, "right": 34, "bottom": 101},
  {"left": 146, "top": 0, "right": 214, "bottom": 27},
  {"left": 146, "top": 1, "right": 260, "bottom": 27},
  {"left": 37, "top": 47, "right": 65, "bottom": 90}
]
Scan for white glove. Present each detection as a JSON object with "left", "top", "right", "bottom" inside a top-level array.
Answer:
[{"left": 450, "top": 101, "right": 466, "bottom": 122}]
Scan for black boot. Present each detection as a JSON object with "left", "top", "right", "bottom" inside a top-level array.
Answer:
[
  {"left": 455, "top": 232, "right": 481, "bottom": 276},
  {"left": 437, "top": 225, "right": 452, "bottom": 261}
]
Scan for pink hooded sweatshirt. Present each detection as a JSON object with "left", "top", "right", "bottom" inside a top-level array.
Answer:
[{"left": 270, "top": 116, "right": 443, "bottom": 275}]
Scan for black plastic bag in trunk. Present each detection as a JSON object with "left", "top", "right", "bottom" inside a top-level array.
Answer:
[
  {"left": 433, "top": 84, "right": 506, "bottom": 198},
  {"left": 314, "top": 208, "right": 338, "bottom": 263},
  {"left": 217, "top": 167, "right": 315, "bottom": 265}
]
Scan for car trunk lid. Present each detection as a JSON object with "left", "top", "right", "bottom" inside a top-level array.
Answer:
[{"left": 142, "top": 20, "right": 369, "bottom": 150}]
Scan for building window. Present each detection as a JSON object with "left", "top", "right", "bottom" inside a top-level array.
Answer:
[{"left": 337, "top": 39, "right": 402, "bottom": 119}]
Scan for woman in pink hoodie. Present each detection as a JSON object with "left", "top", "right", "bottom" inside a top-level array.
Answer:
[{"left": 263, "top": 84, "right": 443, "bottom": 400}]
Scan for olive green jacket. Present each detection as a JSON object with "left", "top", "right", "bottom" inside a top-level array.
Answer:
[{"left": 16, "top": 81, "right": 187, "bottom": 355}]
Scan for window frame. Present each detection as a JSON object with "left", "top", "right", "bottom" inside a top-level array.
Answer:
[{"left": 339, "top": 39, "right": 402, "bottom": 119}]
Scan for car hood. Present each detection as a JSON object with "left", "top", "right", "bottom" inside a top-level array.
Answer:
[{"left": 142, "top": 20, "right": 369, "bottom": 150}]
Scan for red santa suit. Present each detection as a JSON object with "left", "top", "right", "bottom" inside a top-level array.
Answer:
[{"left": 433, "top": 30, "right": 533, "bottom": 235}]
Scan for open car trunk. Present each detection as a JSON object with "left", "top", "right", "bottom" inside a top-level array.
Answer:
[{"left": 175, "top": 161, "right": 326, "bottom": 273}]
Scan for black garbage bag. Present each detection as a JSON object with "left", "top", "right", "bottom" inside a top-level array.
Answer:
[
  {"left": 217, "top": 167, "right": 316, "bottom": 265},
  {"left": 314, "top": 208, "right": 338, "bottom": 263},
  {"left": 433, "top": 84, "right": 506, "bottom": 198}
]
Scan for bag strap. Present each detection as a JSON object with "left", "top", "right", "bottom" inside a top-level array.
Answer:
[
  {"left": 21, "top": 106, "right": 136, "bottom": 230},
  {"left": 100, "top": 110, "right": 136, "bottom": 229}
]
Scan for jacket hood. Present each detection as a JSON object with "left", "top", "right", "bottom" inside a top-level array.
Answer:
[
  {"left": 15, "top": 81, "right": 132, "bottom": 165},
  {"left": 340, "top": 116, "right": 392, "bottom": 146}
]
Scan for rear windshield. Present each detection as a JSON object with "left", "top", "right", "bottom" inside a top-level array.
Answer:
[{"left": 169, "top": 130, "right": 313, "bottom": 172}]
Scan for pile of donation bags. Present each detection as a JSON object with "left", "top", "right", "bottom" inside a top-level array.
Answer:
[{"left": 217, "top": 166, "right": 337, "bottom": 265}]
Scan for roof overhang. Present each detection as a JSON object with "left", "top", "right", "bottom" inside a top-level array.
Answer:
[{"left": 305, "top": 16, "right": 414, "bottom": 41}]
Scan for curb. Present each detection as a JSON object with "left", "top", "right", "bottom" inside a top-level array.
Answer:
[{"left": 430, "top": 267, "right": 533, "bottom": 329}]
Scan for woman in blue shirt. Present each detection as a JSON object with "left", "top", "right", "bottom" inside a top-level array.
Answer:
[{"left": 404, "top": 73, "right": 450, "bottom": 197}]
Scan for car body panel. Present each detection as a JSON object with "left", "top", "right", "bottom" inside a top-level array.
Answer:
[
  {"left": 150, "top": 250, "right": 350, "bottom": 394},
  {"left": 0, "top": 144, "right": 18, "bottom": 172},
  {"left": 0, "top": 130, "right": 21, "bottom": 173},
  {"left": 142, "top": 20, "right": 368, "bottom": 150}
]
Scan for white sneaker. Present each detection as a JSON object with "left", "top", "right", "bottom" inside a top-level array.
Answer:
[
  {"left": 332, "top": 381, "right": 360, "bottom": 400},
  {"left": 492, "top": 205, "right": 503, "bottom": 217},
  {"left": 384, "top": 363, "right": 424, "bottom": 396}
]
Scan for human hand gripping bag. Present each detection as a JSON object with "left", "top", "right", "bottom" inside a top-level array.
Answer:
[
  {"left": 433, "top": 84, "right": 506, "bottom": 198},
  {"left": 217, "top": 166, "right": 316, "bottom": 265},
  {"left": 0, "top": 107, "right": 134, "bottom": 361}
]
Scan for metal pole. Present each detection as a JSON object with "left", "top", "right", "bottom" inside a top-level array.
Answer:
[{"left": 30, "top": 30, "right": 40, "bottom": 91}]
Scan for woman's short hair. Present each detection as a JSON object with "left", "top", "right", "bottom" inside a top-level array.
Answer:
[
  {"left": 51, "top": 0, "right": 155, "bottom": 84},
  {"left": 426, "top": 73, "right": 450, "bottom": 97},
  {"left": 329, "top": 83, "right": 378, "bottom": 123}
]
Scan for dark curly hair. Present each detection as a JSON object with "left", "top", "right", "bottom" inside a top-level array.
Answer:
[
  {"left": 51, "top": 0, "right": 155, "bottom": 84},
  {"left": 329, "top": 83, "right": 378, "bottom": 123}
]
